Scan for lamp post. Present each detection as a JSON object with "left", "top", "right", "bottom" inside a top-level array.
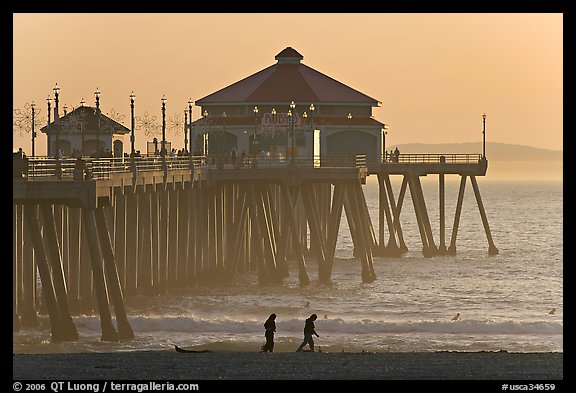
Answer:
[
  {"left": 188, "top": 99, "right": 193, "bottom": 156},
  {"left": 482, "top": 113, "right": 486, "bottom": 159},
  {"left": 184, "top": 109, "right": 188, "bottom": 153},
  {"left": 161, "top": 95, "right": 167, "bottom": 176},
  {"left": 383, "top": 124, "right": 389, "bottom": 162},
  {"left": 204, "top": 110, "right": 209, "bottom": 156},
  {"left": 47, "top": 95, "right": 51, "bottom": 158},
  {"left": 30, "top": 102, "right": 36, "bottom": 157},
  {"left": 80, "top": 98, "right": 85, "bottom": 155},
  {"left": 161, "top": 95, "right": 167, "bottom": 156},
  {"left": 222, "top": 111, "right": 227, "bottom": 157},
  {"left": 53, "top": 84, "right": 60, "bottom": 158},
  {"left": 63, "top": 104, "right": 68, "bottom": 116},
  {"left": 289, "top": 100, "right": 296, "bottom": 166},
  {"left": 310, "top": 103, "right": 315, "bottom": 131},
  {"left": 94, "top": 87, "right": 101, "bottom": 157},
  {"left": 253, "top": 106, "right": 258, "bottom": 156},
  {"left": 130, "top": 92, "right": 136, "bottom": 174},
  {"left": 130, "top": 92, "right": 135, "bottom": 157},
  {"left": 347, "top": 113, "right": 352, "bottom": 165}
]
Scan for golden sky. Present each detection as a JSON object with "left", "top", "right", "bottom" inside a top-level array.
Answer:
[{"left": 13, "top": 13, "right": 563, "bottom": 155}]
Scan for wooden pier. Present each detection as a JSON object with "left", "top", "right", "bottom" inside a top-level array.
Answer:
[{"left": 12, "top": 153, "right": 497, "bottom": 341}]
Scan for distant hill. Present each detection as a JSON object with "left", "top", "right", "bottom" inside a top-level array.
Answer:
[{"left": 387, "top": 142, "right": 562, "bottom": 161}]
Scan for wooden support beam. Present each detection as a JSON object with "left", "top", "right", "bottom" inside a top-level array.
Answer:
[
  {"left": 301, "top": 182, "right": 329, "bottom": 283},
  {"left": 187, "top": 186, "right": 198, "bottom": 286},
  {"left": 225, "top": 187, "right": 248, "bottom": 280},
  {"left": 325, "top": 182, "right": 345, "bottom": 277},
  {"left": 256, "top": 184, "right": 281, "bottom": 283},
  {"left": 24, "top": 204, "right": 68, "bottom": 342},
  {"left": 350, "top": 182, "right": 377, "bottom": 281},
  {"left": 178, "top": 187, "right": 190, "bottom": 285},
  {"left": 138, "top": 191, "right": 153, "bottom": 295},
  {"left": 14, "top": 205, "right": 22, "bottom": 331},
  {"left": 159, "top": 189, "right": 169, "bottom": 290},
  {"left": 79, "top": 212, "right": 93, "bottom": 314},
  {"left": 150, "top": 190, "right": 161, "bottom": 293},
  {"left": 264, "top": 184, "right": 287, "bottom": 277},
  {"left": 113, "top": 193, "right": 126, "bottom": 290},
  {"left": 281, "top": 184, "right": 310, "bottom": 286},
  {"left": 82, "top": 208, "right": 119, "bottom": 342},
  {"left": 377, "top": 174, "right": 400, "bottom": 256},
  {"left": 124, "top": 188, "right": 138, "bottom": 296},
  {"left": 386, "top": 175, "right": 408, "bottom": 252},
  {"left": 439, "top": 173, "right": 447, "bottom": 254},
  {"left": 246, "top": 185, "right": 267, "bottom": 284},
  {"left": 470, "top": 176, "right": 499, "bottom": 255},
  {"left": 413, "top": 176, "right": 438, "bottom": 256},
  {"left": 356, "top": 181, "right": 378, "bottom": 255},
  {"left": 21, "top": 205, "right": 38, "bottom": 327},
  {"left": 40, "top": 204, "right": 79, "bottom": 340},
  {"left": 215, "top": 184, "right": 224, "bottom": 274},
  {"left": 167, "top": 189, "right": 179, "bottom": 286},
  {"left": 407, "top": 175, "right": 431, "bottom": 256},
  {"left": 448, "top": 175, "right": 467, "bottom": 255},
  {"left": 94, "top": 208, "right": 135, "bottom": 340},
  {"left": 343, "top": 183, "right": 375, "bottom": 283}
]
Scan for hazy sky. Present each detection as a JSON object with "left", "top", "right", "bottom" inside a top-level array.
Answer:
[{"left": 13, "top": 13, "right": 563, "bottom": 155}]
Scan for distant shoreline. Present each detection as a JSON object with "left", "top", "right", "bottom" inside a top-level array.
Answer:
[{"left": 13, "top": 350, "right": 563, "bottom": 380}]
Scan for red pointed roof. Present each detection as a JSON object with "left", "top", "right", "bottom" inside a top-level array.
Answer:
[{"left": 196, "top": 47, "right": 379, "bottom": 105}]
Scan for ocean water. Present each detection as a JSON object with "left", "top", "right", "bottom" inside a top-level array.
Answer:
[{"left": 13, "top": 178, "right": 563, "bottom": 354}]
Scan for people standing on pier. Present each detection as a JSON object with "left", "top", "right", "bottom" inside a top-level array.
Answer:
[
  {"left": 261, "top": 313, "right": 277, "bottom": 352},
  {"left": 394, "top": 147, "right": 400, "bottom": 162},
  {"left": 296, "top": 314, "right": 320, "bottom": 352},
  {"left": 231, "top": 147, "right": 237, "bottom": 166}
]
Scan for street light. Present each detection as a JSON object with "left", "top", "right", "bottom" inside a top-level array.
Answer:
[
  {"left": 347, "top": 113, "right": 352, "bottom": 164},
  {"left": 161, "top": 95, "right": 167, "bottom": 157},
  {"left": 53, "top": 83, "right": 60, "bottom": 158},
  {"left": 383, "top": 124, "right": 389, "bottom": 162},
  {"left": 222, "top": 111, "right": 227, "bottom": 156},
  {"left": 94, "top": 87, "right": 101, "bottom": 157},
  {"left": 46, "top": 95, "right": 51, "bottom": 157},
  {"left": 187, "top": 99, "right": 193, "bottom": 155},
  {"left": 253, "top": 106, "right": 259, "bottom": 155},
  {"left": 161, "top": 95, "right": 167, "bottom": 177},
  {"left": 309, "top": 103, "right": 315, "bottom": 132},
  {"left": 482, "top": 113, "right": 486, "bottom": 159},
  {"left": 204, "top": 109, "right": 209, "bottom": 156},
  {"left": 289, "top": 101, "right": 296, "bottom": 166},
  {"left": 79, "top": 98, "right": 86, "bottom": 155},
  {"left": 31, "top": 101, "right": 36, "bottom": 157},
  {"left": 130, "top": 92, "right": 136, "bottom": 158}
]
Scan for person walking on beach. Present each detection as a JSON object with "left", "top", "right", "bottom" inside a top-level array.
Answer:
[
  {"left": 261, "top": 313, "right": 277, "bottom": 352},
  {"left": 296, "top": 314, "right": 319, "bottom": 352}
]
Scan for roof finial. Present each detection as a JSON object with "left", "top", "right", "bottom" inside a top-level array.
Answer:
[{"left": 275, "top": 47, "right": 303, "bottom": 64}]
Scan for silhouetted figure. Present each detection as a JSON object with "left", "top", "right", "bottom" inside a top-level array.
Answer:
[
  {"left": 231, "top": 147, "right": 237, "bottom": 165},
  {"left": 549, "top": 308, "right": 556, "bottom": 315},
  {"left": 261, "top": 313, "right": 276, "bottom": 352},
  {"left": 296, "top": 314, "right": 319, "bottom": 352},
  {"left": 304, "top": 301, "right": 310, "bottom": 308},
  {"left": 394, "top": 147, "right": 400, "bottom": 162},
  {"left": 451, "top": 312, "right": 460, "bottom": 321}
]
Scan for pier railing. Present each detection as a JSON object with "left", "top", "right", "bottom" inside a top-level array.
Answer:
[
  {"left": 14, "top": 153, "right": 481, "bottom": 180},
  {"left": 380, "top": 153, "right": 482, "bottom": 164}
]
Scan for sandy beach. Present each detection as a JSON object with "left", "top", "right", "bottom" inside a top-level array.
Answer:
[{"left": 13, "top": 350, "right": 563, "bottom": 381}]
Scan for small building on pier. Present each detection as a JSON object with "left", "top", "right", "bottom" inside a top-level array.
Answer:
[
  {"left": 41, "top": 106, "right": 130, "bottom": 158},
  {"left": 191, "top": 47, "right": 387, "bottom": 164}
]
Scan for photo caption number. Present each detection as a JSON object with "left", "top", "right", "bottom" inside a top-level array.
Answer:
[{"left": 26, "top": 384, "right": 46, "bottom": 391}]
